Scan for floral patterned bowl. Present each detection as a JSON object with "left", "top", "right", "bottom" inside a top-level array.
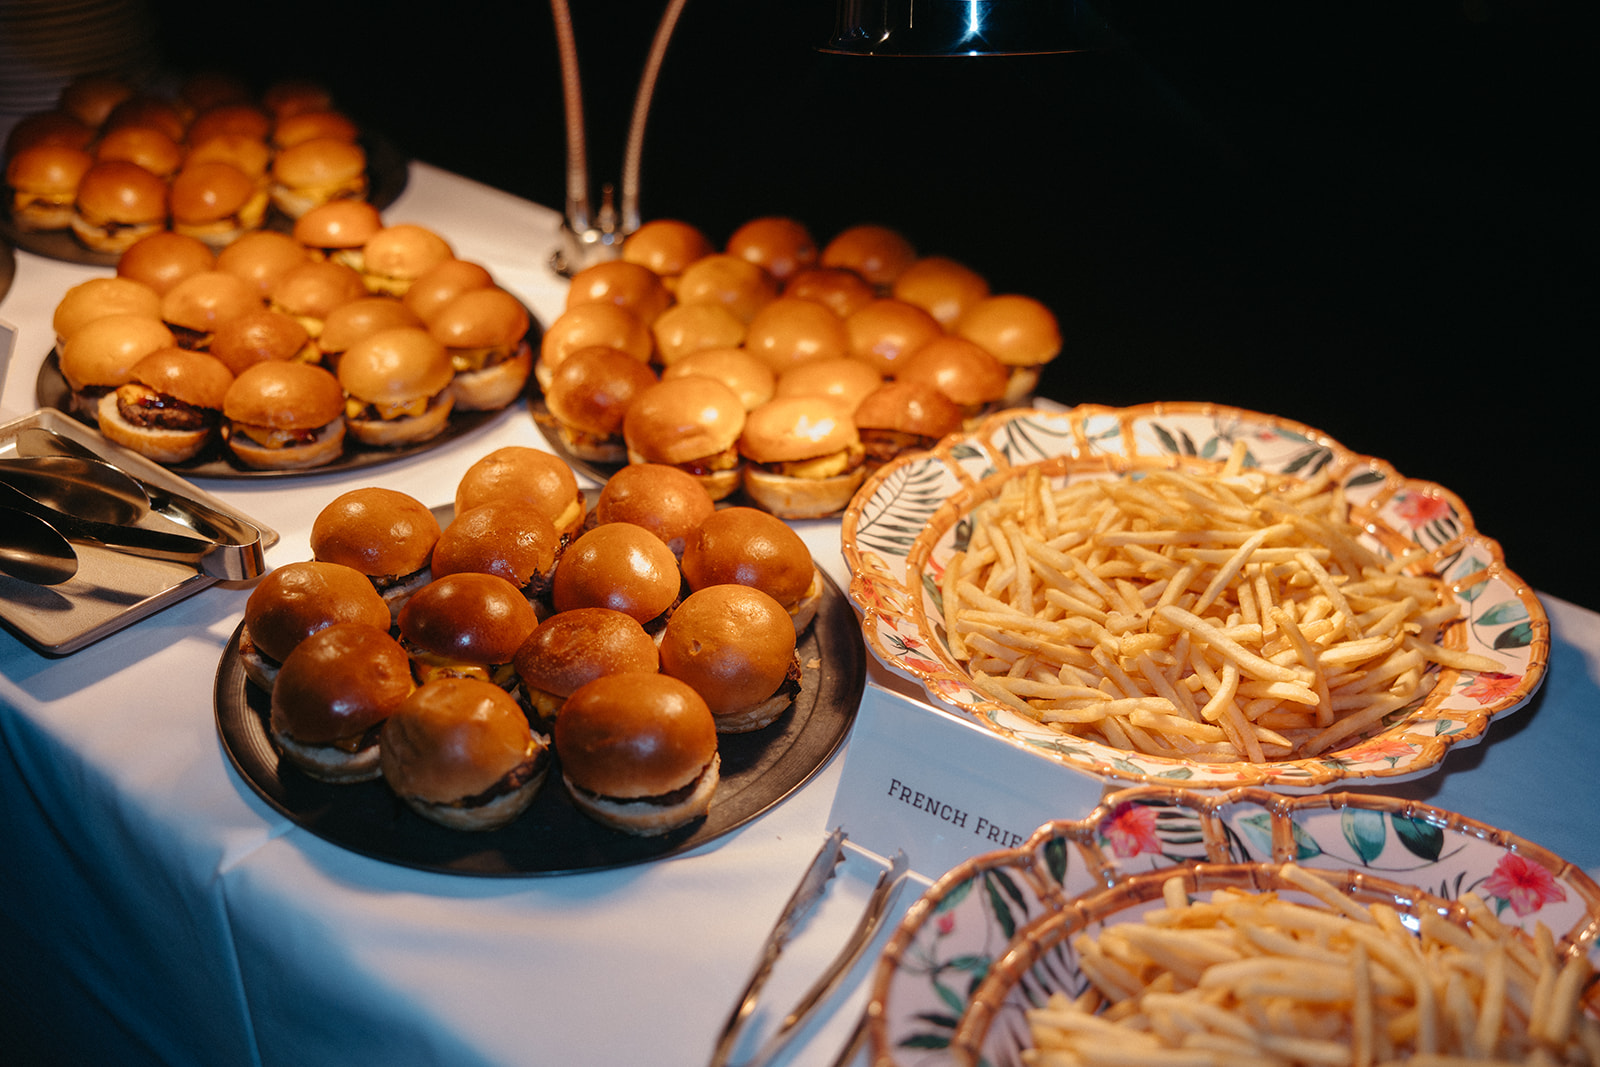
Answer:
[
  {"left": 864, "top": 786, "right": 1600, "bottom": 1067},
  {"left": 839, "top": 402, "right": 1548, "bottom": 792}
]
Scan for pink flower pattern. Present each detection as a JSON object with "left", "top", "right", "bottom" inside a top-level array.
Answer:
[
  {"left": 1461, "top": 672, "right": 1524, "bottom": 704},
  {"left": 1394, "top": 491, "right": 1454, "bottom": 527},
  {"left": 1483, "top": 854, "right": 1567, "bottom": 918},
  {"left": 1099, "top": 802, "right": 1164, "bottom": 858}
]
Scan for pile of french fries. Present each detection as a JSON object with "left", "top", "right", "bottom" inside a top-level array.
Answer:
[
  {"left": 941, "top": 444, "right": 1500, "bottom": 762},
  {"left": 1023, "top": 866, "right": 1598, "bottom": 1066}
]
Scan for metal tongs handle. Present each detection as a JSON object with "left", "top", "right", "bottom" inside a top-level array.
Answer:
[{"left": 709, "top": 828, "right": 909, "bottom": 1067}]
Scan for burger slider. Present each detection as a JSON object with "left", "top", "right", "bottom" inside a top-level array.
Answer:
[
  {"left": 208, "top": 308, "right": 317, "bottom": 374},
  {"left": 536, "top": 302, "right": 653, "bottom": 392},
  {"left": 621, "top": 376, "right": 747, "bottom": 502},
  {"left": 681, "top": 506, "right": 823, "bottom": 635},
  {"left": 893, "top": 335, "right": 1010, "bottom": 419},
  {"left": 70, "top": 159, "right": 168, "bottom": 254},
  {"left": 182, "top": 133, "right": 273, "bottom": 186},
  {"left": 361, "top": 223, "right": 454, "bottom": 297},
  {"left": 317, "top": 296, "right": 424, "bottom": 370},
  {"left": 542, "top": 344, "right": 659, "bottom": 464},
  {"left": 427, "top": 287, "right": 534, "bottom": 412},
  {"left": 93, "top": 125, "right": 182, "bottom": 179},
  {"left": 169, "top": 161, "right": 269, "bottom": 249},
  {"left": 336, "top": 326, "right": 456, "bottom": 447},
  {"left": 262, "top": 79, "right": 335, "bottom": 121},
  {"left": 4, "top": 111, "right": 94, "bottom": 157},
  {"left": 851, "top": 379, "right": 965, "bottom": 469},
  {"left": 216, "top": 229, "right": 312, "bottom": 300},
  {"left": 269, "top": 622, "right": 414, "bottom": 783},
  {"left": 268, "top": 136, "right": 367, "bottom": 219},
  {"left": 102, "top": 96, "right": 188, "bottom": 144},
  {"left": 96, "top": 347, "right": 235, "bottom": 464},
  {"left": 56, "top": 314, "right": 176, "bottom": 422},
  {"left": 221, "top": 360, "right": 347, "bottom": 470},
  {"left": 891, "top": 255, "right": 991, "bottom": 330},
  {"left": 620, "top": 217, "right": 713, "bottom": 288},
  {"left": 844, "top": 297, "right": 943, "bottom": 378},
  {"left": 271, "top": 109, "right": 359, "bottom": 150},
  {"left": 675, "top": 253, "right": 779, "bottom": 325},
  {"left": 267, "top": 259, "right": 369, "bottom": 339},
  {"left": 397, "top": 572, "right": 540, "bottom": 690},
  {"left": 648, "top": 301, "right": 748, "bottom": 367},
  {"left": 819, "top": 223, "right": 917, "bottom": 291},
  {"left": 737, "top": 395, "right": 867, "bottom": 520},
  {"left": 52, "top": 276, "right": 162, "bottom": 348},
  {"left": 116, "top": 231, "right": 217, "bottom": 297},
  {"left": 186, "top": 103, "right": 272, "bottom": 147},
  {"left": 783, "top": 266, "right": 876, "bottom": 320},
  {"left": 771, "top": 355, "right": 882, "bottom": 415},
  {"left": 455, "top": 446, "right": 586, "bottom": 544},
  {"left": 658, "top": 584, "right": 800, "bottom": 734},
  {"left": 726, "top": 215, "right": 818, "bottom": 285},
  {"left": 58, "top": 74, "right": 135, "bottom": 130},
  {"left": 742, "top": 295, "right": 851, "bottom": 377},
  {"left": 159, "top": 270, "right": 261, "bottom": 350},
  {"left": 564, "top": 260, "right": 672, "bottom": 327},
  {"left": 551, "top": 522, "right": 683, "bottom": 632},
  {"left": 292, "top": 199, "right": 384, "bottom": 270},
  {"left": 554, "top": 672, "right": 719, "bottom": 837},
  {"left": 237, "top": 560, "right": 392, "bottom": 691},
  {"left": 590, "top": 462, "right": 715, "bottom": 560},
  {"left": 953, "top": 294, "right": 1063, "bottom": 404},
  {"left": 402, "top": 258, "right": 495, "bottom": 324},
  {"left": 429, "top": 500, "right": 561, "bottom": 608},
  {"left": 310, "top": 487, "right": 442, "bottom": 619},
  {"left": 380, "top": 678, "right": 550, "bottom": 832},
  {"left": 512, "top": 608, "right": 658, "bottom": 730},
  {"left": 660, "top": 347, "right": 775, "bottom": 412}
]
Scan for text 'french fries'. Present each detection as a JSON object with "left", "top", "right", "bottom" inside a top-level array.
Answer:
[
  {"left": 1024, "top": 867, "right": 1599, "bottom": 1067},
  {"left": 942, "top": 446, "right": 1500, "bottom": 762}
]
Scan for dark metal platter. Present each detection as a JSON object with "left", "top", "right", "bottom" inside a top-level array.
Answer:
[
  {"left": 0, "top": 130, "right": 409, "bottom": 267},
  {"left": 214, "top": 569, "right": 865, "bottom": 876}
]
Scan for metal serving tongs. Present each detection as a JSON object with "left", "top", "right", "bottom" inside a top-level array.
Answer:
[{"left": 708, "top": 828, "right": 910, "bottom": 1067}]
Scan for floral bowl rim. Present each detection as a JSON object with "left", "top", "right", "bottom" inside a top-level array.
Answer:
[
  {"left": 863, "top": 784, "right": 1600, "bottom": 1067},
  {"left": 838, "top": 401, "right": 1549, "bottom": 792}
]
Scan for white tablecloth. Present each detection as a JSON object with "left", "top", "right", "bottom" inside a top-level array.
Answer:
[{"left": 3, "top": 164, "right": 1599, "bottom": 1067}]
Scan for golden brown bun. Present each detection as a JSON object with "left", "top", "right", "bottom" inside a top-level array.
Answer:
[
  {"left": 262, "top": 80, "right": 334, "bottom": 120},
  {"left": 59, "top": 75, "right": 135, "bottom": 129},
  {"left": 450, "top": 344, "right": 533, "bottom": 412},
  {"left": 738, "top": 396, "right": 859, "bottom": 464},
  {"left": 186, "top": 103, "right": 272, "bottom": 146},
  {"left": 160, "top": 270, "right": 260, "bottom": 336},
  {"left": 96, "top": 347, "right": 234, "bottom": 464},
  {"left": 429, "top": 501, "right": 560, "bottom": 593},
  {"left": 169, "top": 161, "right": 268, "bottom": 245},
  {"left": 726, "top": 216, "right": 818, "bottom": 284},
  {"left": 71, "top": 160, "right": 167, "bottom": 252},
  {"left": 7, "top": 144, "right": 95, "bottom": 230},
  {"left": 271, "top": 109, "right": 358, "bottom": 149},
  {"left": 183, "top": 134, "right": 272, "bottom": 182},
  {"left": 681, "top": 506, "right": 820, "bottom": 628},
  {"left": 845, "top": 298, "right": 943, "bottom": 376},
  {"left": 338, "top": 327, "right": 455, "bottom": 446},
  {"left": 954, "top": 294, "right": 1063, "bottom": 368},
  {"left": 128, "top": 346, "right": 235, "bottom": 408},
  {"left": 428, "top": 286, "right": 528, "bottom": 349},
  {"left": 208, "top": 308, "right": 314, "bottom": 373},
  {"left": 894, "top": 335, "right": 1010, "bottom": 411},
  {"left": 740, "top": 467, "right": 867, "bottom": 521},
  {"left": 648, "top": 302, "right": 747, "bottom": 366},
  {"left": 225, "top": 419, "right": 345, "bottom": 470},
  {"left": 743, "top": 296, "right": 850, "bottom": 375},
  {"left": 222, "top": 358, "right": 345, "bottom": 429},
  {"left": 820, "top": 224, "right": 917, "bottom": 289},
  {"left": 556, "top": 671, "right": 718, "bottom": 799},
  {"left": 455, "top": 446, "right": 585, "bottom": 541},
  {"left": 659, "top": 584, "right": 798, "bottom": 730},
  {"left": 537, "top": 302, "right": 652, "bottom": 389},
  {"left": 593, "top": 463, "right": 717, "bottom": 559},
  {"left": 94, "top": 125, "right": 182, "bottom": 178},
  {"left": 543, "top": 344, "right": 659, "bottom": 455},
  {"left": 57, "top": 314, "right": 175, "bottom": 392},
  {"left": 52, "top": 277, "right": 162, "bottom": 344},
  {"left": 215, "top": 229, "right": 312, "bottom": 299},
  {"left": 5, "top": 112, "right": 95, "bottom": 157},
  {"left": 622, "top": 376, "right": 746, "bottom": 466},
  {"left": 379, "top": 678, "right": 548, "bottom": 830},
  {"left": 676, "top": 253, "right": 779, "bottom": 324},
  {"left": 116, "top": 231, "right": 217, "bottom": 297},
  {"left": 402, "top": 259, "right": 495, "bottom": 324},
  {"left": 853, "top": 379, "right": 965, "bottom": 439},
  {"left": 772, "top": 355, "right": 882, "bottom": 414},
  {"left": 293, "top": 198, "right": 383, "bottom": 253},
  {"left": 103, "top": 96, "right": 187, "bottom": 143},
  {"left": 621, "top": 218, "right": 713, "bottom": 281},
  {"left": 891, "top": 255, "right": 991, "bottom": 329},
  {"left": 565, "top": 260, "right": 672, "bottom": 326},
  {"left": 268, "top": 259, "right": 368, "bottom": 332},
  {"left": 242, "top": 559, "right": 392, "bottom": 668},
  {"left": 362, "top": 223, "right": 453, "bottom": 295},
  {"left": 514, "top": 608, "right": 660, "bottom": 703},
  {"left": 311, "top": 487, "right": 441, "bottom": 580},
  {"left": 269, "top": 622, "right": 413, "bottom": 782},
  {"left": 551, "top": 522, "right": 682, "bottom": 625},
  {"left": 269, "top": 137, "right": 367, "bottom": 218},
  {"left": 399, "top": 572, "right": 540, "bottom": 666},
  {"left": 319, "top": 297, "right": 424, "bottom": 359},
  {"left": 661, "top": 347, "right": 774, "bottom": 412}
]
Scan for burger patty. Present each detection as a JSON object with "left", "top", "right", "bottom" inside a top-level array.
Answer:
[
  {"left": 115, "top": 382, "right": 218, "bottom": 432},
  {"left": 569, "top": 758, "right": 715, "bottom": 808},
  {"left": 859, "top": 429, "right": 936, "bottom": 466},
  {"left": 454, "top": 747, "right": 551, "bottom": 809}
]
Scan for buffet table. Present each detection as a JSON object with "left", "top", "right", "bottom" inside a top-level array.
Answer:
[{"left": 3, "top": 164, "right": 1599, "bottom": 1067}]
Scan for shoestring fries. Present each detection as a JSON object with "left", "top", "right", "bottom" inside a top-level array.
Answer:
[
  {"left": 942, "top": 445, "right": 1502, "bottom": 762},
  {"left": 1022, "top": 866, "right": 1600, "bottom": 1066}
]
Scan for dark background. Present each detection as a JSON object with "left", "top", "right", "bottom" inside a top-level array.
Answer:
[{"left": 146, "top": 0, "right": 1595, "bottom": 608}]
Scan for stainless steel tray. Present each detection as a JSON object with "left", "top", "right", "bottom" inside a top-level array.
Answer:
[{"left": 0, "top": 409, "right": 279, "bottom": 655}]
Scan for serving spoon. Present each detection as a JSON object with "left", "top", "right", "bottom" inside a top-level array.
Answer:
[{"left": 0, "top": 506, "right": 79, "bottom": 586}]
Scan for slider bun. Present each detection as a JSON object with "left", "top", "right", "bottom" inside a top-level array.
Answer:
[
  {"left": 429, "top": 501, "right": 560, "bottom": 592},
  {"left": 96, "top": 347, "right": 235, "bottom": 464},
  {"left": 551, "top": 522, "right": 682, "bottom": 625},
  {"left": 895, "top": 335, "right": 1010, "bottom": 410},
  {"left": 680, "top": 506, "right": 820, "bottom": 631},
  {"left": 783, "top": 266, "right": 877, "bottom": 319},
  {"left": 513, "top": 608, "right": 659, "bottom": 702},
  {"left": 183, "top": 134, "right": 273, "bottom": 182},
  {"left": 660, "top": 346, "right": 774, "bottom": 411},
  {"left": 223, "top": 358, "right": 345, "bottom": 429},
  {"left": 649, "top": 301, "right": 747, "bottom": 366},
  {"left": 72, "top": 160, "right": 168, "bottom": 252},
  {"left": 208, "top": 308, "right": 313, "bottom": 373},
  {"left": 268, "top": 259, "right": 368, "bottom": 322},
  {"left": 738, "top": 396, "right": 858, "bottom": 464},
  {"left": 593, "top": 462, "right": 716, "bottom": 559},
  {"left": 556, "top": 671, "right": 719, "bottom": 808},
  {"left": 820, "top": 223, "right": 917, "bottom": 288},
  {"left": 891, "top": 255, "right": 991, "bottom": 329},
  {"left": 726, "top": 216, "right": 818, "bottom": 284},
  {"left": 293, "top": 198, "right": 384, "bottom": 251},
  {"left": 402, "top": 258, "right": 495, "bottom": 323},
  {"left": 362, "top": 223, "right": 454, "bottom": 294},
  {"left": 379, "top": 678, "right": 547, "bottom": 830},
  {"left": 59, "top": 75, "right": 135, "bottom": 128},
  {"left": 116, "top": 231, "right": 217, "bottom": 297},
  {"left": 186, "top": 103, "right": 272, "bottom": 146},
  {"left": 621, "top": 218, "right": 713, "bottom": 281},
  {"left": 269, "top": 137, "right": 367, "bottom": 217},
  {"left": 675, "top": 253, "right": 779, "bottom": 324},
  {"left": 428, "top": 286, "right": 528, "bottom": 349},
  {"left": 853, "top": 379, "right": 965, "bottom": 440},
  {"left": 241, "top": 559, "right": 392, "bottom": 673},
  {"left": 398, "top": 572, "right": 540, "bottom": 667},
  {"left": 94, "top": 124, "right": 182, "bottom": 177},
  {"left": 310, "top": 487, "right": 441, "bottom": 580},
  {"left": 160, "top": 270, "right": 260, "bottom": 335},
  {"left": 845, "top": 298, "right": 943, "bottom": 376},
  {"left": 621, "top": 376, "right": 746, "bottom": 466},
  {"left": 103, "top": 96, "right": 187, "bottom": 143},
  {"left": 455, "top": 445, "right": 585, "bottom": 540},
  {"left": 954, "top": 293, "right": 1063, "bottom": 368},
  {"left": 263, "top": 79, "right": 334, "bottom": 120},
  {"left": 215, "top": 229, "right": 312, "bottom": 298},
  {"left": 269, "top": 622, "right": 413, "bottom": 782},
  {"left": 53, "top": 277, "right": 162, "bottom": 343},
  {"left": 319, "top": 297, "right": 424, "bottom": 358},
  {"left": 57, "top": 314, "right": 175, "bottom": 391},
  {"left": 743, "top": 296, "right": 850, "bottom": 375},
  {"left": 338, "top": 327, "right": 455, "bottom": 446},
  {"left": 659, "top": 584, "right": 798, "bottom": 731},
  {"left": 272, "top": 109, "right": 358, "bottom": 149},
  {"left": 772, "top": 355, "right": 882, "bottom": 414},
  {"left": 565, "top": 260, "right": 672, "bottom": 326},
  {"left": 5, "top": 112, "right": 95, "bottom": 156},
  {"left": 6, "top": 143, "right": 93, "bottom": 195},
  {"left": 170, "top": 161, "right": 268, "bottom": 243},
  {"left": 543, "top": 344, "right": 659, "bottom": 456},
  {"left": 538, "top": 302, "right": 652, "bottom": 388}
]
